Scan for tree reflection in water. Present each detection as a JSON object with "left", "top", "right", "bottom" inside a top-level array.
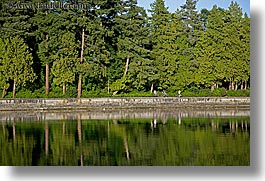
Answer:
[{"left": 0, "top": 113, "right": 250, "bottom": 166}]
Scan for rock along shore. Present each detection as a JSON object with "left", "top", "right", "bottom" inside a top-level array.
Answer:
[{"left": 0, "top": 97, "right": 250, "bottom": 111}]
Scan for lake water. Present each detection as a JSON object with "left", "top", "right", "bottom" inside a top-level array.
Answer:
[{"left": 0, "top": 110, "right": 250, "bottom": 166}]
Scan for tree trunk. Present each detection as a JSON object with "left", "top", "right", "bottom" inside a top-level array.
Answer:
[
  {"left": 2, "top": 86, "right": 6, "bottom": 98},
  {"left": 151, "top": 83, "right": 154, "bottom": 93},
  {"left": 123, "top": 56, "right": 130, "bottom": 77},
  {"left": 45, "top": 64, "right": 49, "bottom": 95},
  {"left": 77, "top": 77, "right": 82, "bottom": 98},
  {"left": 78, "top": 28, "right": 85, "bottom": 99},
  {"left": 45, "top": 34, "right": 49, "bottom": 95},
  {"left": 211, "top": 84, "right": 215, "bottom": 92},
  {"left": 244, "top": 81, "right": 247, "bottom": 90},
  {"left": 235, "top": 83, "right": 238, "bottom": 90},
  {"left": 107, "top": 77, "right": 110, "bottom": 95},
  {"left": 63, "top": 83, "right": 66, "bottom": 95},
  {"left": 12, "top": 80, "right": 16, "bottom": 98},
  {"left": 241, "top": 82, "right": 244, "bottom": 90}
]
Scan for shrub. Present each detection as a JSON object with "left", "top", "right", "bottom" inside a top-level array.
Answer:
[
  {"left": 65, "top": 86, "right": 77, "bottom": 98},
  {"left": 212, "top": 88, "right": 227, "bottom": 97},
  {"left": 182, "top": 88, "right": 213, "bottom": 97},
  {"left": 227, "top": 89, "right": 250, "bottom": 97},
  {"left": 120, "top": 90, "right": 153, "bottom": 97},
  {"left": 1, "top": 87, "right": 250, "bottom": 98},
  {"left": 81, "top": 89, "right": 110, "bottom": 98},
  {"left": 32, "top": 87, "right": 48, "bottom": 98},
  {"left": 15, "top": 89, "right": 35, "bottom": 98}
]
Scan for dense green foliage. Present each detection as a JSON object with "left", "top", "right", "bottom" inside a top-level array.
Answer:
[
  {"left": 0, "top": 117, "right": 250, "bottom": 166},
  {"left": 0, "top": 0, "right": 250, "bottom": 98}
]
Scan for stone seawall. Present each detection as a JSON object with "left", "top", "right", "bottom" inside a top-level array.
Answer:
[
  {"left": 0, "top": 109, "right": 250, "bottom": 121},
  {"left": 0, "top": 97, "right": 250, "bottom": 111}
]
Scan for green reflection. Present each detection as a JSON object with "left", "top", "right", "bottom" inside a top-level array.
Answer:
[{"left": 0, "top": 117, "right": 250, "bottom": 166}]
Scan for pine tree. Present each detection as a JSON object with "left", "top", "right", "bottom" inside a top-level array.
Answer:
[
  {"left": 222, "top": 2, "right": 248, "bottom": 90},
  {"left": 240, "top": 13, "right": 250, "bottom": 90},
  {"left": 31, "top": 10, "right": 61, "bottom": 95},
  {"left": 194, "top": 3, "right": 250, "bottom": 91},
  {"left": 194, "top": 6, "right": 226, "bottom": 90},
  {"left": 180, "top": 0, "right": 203, "bottom": 66},
  {"left": 149, "top": 0, "right": 170, "bottom": 91},
  {"left": 0, "top": 38, "right": 10, "bottom": 98},
  {"left": 31, "top": 5, "right": 82, "bottom": 95},
  {"left": 149, "top": 0, "right": 191, "bottom": 91},
  {"left": 75, "top": 1, "right": 113, "bottom": 96},
  {"left": 0, "top": 0, "right": 35, "bottom": 39},
  {"left": 111, "top": 0, "right": 155, "bottom": 92},
  {"left": 51, "top": 32, "right": 79, "bottom": 94},
  {"left": 0, "top": 36, "right": 36, "bottom": 98},
  {"left": 173, "top": 33, "right": 193, "bottom": 91}
]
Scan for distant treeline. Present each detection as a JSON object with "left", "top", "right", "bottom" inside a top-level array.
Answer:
[{"left": 0, "top": 0, "right": 250, "bottom": 98}]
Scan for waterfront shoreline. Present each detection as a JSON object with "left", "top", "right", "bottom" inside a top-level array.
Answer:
[
  {"left": 0, "top": 108, "right": 250, "bottom": 121},
  {"left": 0, "top": 97, "right": 250, "bottom": 111}
]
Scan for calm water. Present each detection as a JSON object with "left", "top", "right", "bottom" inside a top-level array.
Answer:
[{"left": 0, "top": 111, "right": 250, "bottom": 166}]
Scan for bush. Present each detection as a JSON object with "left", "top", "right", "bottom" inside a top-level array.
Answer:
[
  {"left": 4, "top": 92, "right": 13, "bottom": 98},
  {"left": 15, "top": 89, "right": 35, "bottom": 98},
  {"left": 1, "top": 87, "right": 250, "bottom": 98},
  {"left": 119, "top": 90, "right": 153, "bottom": 97},
  {"left": 182, "top": 88, "right": 213, "bottom": 97},
  {"left": 212, "top": 88, "right": 227, "bottom": 97},
  {"left": 181, "top": 88, "right": 249, "bottom": 97},
  {"left": 65, "top": 86, "right": 77, "bottom": 98},
  {"left": 32, "top": 87, "right": 48, "bottom": 98},
  {"left": 227, "top": 89, "right": 250, "bottom": 97},
  {"left": 82, "top": 89, "right": 110, "bottom": 98}
]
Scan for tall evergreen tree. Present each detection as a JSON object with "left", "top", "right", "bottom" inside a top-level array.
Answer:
[
  {"left": 180, "top": 0, "right": 203, "bottom": 66},
  {"left": 194, "top": 6, "right": 226, "bottom": 90},
  {"left": 150, "top": 0, "right": 191, "bottom": 91},
  {"left": 111, "top": 0, "right": 155, "bottom": 92},
  {"left": 240, "top": 13, "right": 250, "bottom": 90},
  {"left": 222, "top": 2, "right": 249, "bottom": 90},
  {"left": 149, "top": 0, "right": 170, "bottom": 91},
  {"left": 75, "top": 0, "right": 113, "bottom": 96},
  {"left": 0, "top": 36, "right": 36, "bottom": 98},
  {"left": 0, "top": 37, "right": 10, "bottom": 98},
  {"left": 0, "top": 0, "right": 36, "bottom": 39},
  {"left": 51, "top": 32, "right": 79, "bottom": 94},
  {"left": 31, "top": 9, "right": 61, "bottom": 95}
]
